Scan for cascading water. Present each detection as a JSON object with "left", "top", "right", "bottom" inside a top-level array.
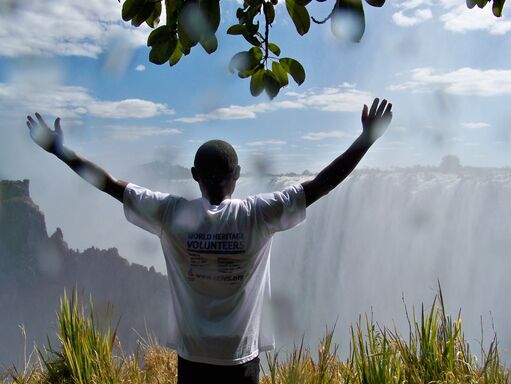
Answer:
[{"left": 261, "top": 167, "right": 511, "bottom": 360}]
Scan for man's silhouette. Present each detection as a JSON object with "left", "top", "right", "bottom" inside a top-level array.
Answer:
[{"left": 26, "top": 98, "right": 392, "bottom": 383}]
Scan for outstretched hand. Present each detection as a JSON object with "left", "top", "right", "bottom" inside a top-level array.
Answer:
[
  {"left": 361, "top": 98, "right": 392, "bottom": 145},
  {"left": 25, "top": 112, "right": 127, "bottom": 202},
  {"left": 26, "top": 113, "right": 63, "bottom": 155}
]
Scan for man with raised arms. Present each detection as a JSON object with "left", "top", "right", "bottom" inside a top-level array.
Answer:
[{"left": 26, "top": 98, "right": 392, "bottom": 384}]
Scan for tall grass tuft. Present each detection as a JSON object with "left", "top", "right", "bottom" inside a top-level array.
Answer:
[
  {"left": 39, "top": 289, "right": 121, "bottom": 384},
  {"left": 350, "top": 314, "right": 403, "bottom": 384},
  {"left": 264, "top": 285, "right": 511, "bottom": 383},
  {"left": 3, "top": 287, "right": 511, "bottom": 383},
  {"left": 262, "top": 331, "right": 340, "bottom": 384}
]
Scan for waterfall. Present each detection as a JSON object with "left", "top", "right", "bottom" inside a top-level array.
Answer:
[{"left": 264, "top": 168, "right": 511, "bottom": 359}]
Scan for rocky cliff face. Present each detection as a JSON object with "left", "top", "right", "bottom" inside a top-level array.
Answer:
[
  {"left": 0, "top": 180, "right": 169, "bottom": 367},
  {"left": 0, "top": 180, "right": 48, "bottom": 274}
]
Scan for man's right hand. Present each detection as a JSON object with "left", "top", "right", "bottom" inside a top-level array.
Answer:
[
  {"left": 361, "top": 98, "right": 393, "bottom": 145},
  {"left": 26, "top": 113, "right": 63, "bottom": 156}
]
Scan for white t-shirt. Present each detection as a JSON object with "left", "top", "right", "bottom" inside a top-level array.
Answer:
[{"left": 123, "top": 183, "right": 306, "bottom": 365}]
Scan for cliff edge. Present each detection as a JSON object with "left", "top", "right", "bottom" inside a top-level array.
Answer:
[{"left": 0, "top": 179, "right": 169, "bottom": 367}]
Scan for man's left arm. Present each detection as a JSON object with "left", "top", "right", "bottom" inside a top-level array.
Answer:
[
  {"left": 26, "top": 113, "right": 128, "bottom": 203},
  {"left": 301, "top": 98, "right": 393, "bottom": 207}
]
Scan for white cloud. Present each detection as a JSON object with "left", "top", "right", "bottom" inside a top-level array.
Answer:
[
  {"left": 135, "top": 64, "right": 146, "bottom": 72},
  {"left": 440, "top": 3, "right": 511, "bottom": 35},
  {"left": 174, "top": 84, "right": 372, "bottom": 123},
  {"left": 395, "top": 0, "right": 433, "bottom": 11},
  {"left": 462, "top": 122, "right": 491, "bottom": 129},
  {"left": 392, "top": 1, "right": 432, "bottom": 27},
  {"left": 105, "top": 125, "right": 181, "bottom": 141},
  {"left": 438, "top": 0, "right": 458, "bottom": 7},
  {"left": 393, "top": 1, "right": 511, "bottom": 34},
  {"left": 283, "top": 87, "right": 371, "bottom": 112},
  {"left": 0, "top": 81, "right": 174, "bottom": 120},
  {"left": 88, "top": 99, "right": 174, "bottom": 119},
  {"left": 175, "top": 104, "right": 271, "bottom": 123},
  {"left": 0, "top": 0, "right": 148, "bottom": 58},
  {"left": 393, "top": 8, "right": 433, "bottom": 27},
  {"left": 389, "top": 67, "right": 511, "bottom": 96},
  {"left": 302, "top": 131, "right": 346, "bottom": 141},
  {"left": 247, "top": 140, "right": 286, "bottom": 146}
]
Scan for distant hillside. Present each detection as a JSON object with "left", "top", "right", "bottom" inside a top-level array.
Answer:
[
  {"left": 136, "top": 161, "right": 317, "bottom": 182},
  {"left": 137, "top": 162, "right": 191, "bottom": 181},
  {"left": 0, "top": 180, "right": 169, "bottom": 367}
]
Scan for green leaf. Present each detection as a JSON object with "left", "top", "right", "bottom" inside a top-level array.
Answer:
[
  {"left": 166, "top": 0, "right": 183, "bottom": 25},
  {"left": 294, "top": 0, "right": 312, "bottom": 5},
  {"left": 239, "top": 68, "right": 258, "bottom": 78},
  {"left": 245, "top": 20, "right": 260, "bottom": 35},
  {"left": 178, "top": 19, "right": 198, "bottom": 52},
  {"left": 131, "top": 3, "right": 155, "bottom": 27},
  {"left": 331, "top": 0, "right": 365, "bottom": 42},
  {"left": 201, "top": 0, "right": 221, "bottom": 32},
  {"left": 169, "top": 41, "right": 183, "bottom": 66},
  {"left": 250, "top": 68, "right": 265, "bottom": 96},
  {"left": 199, "top": 34, "right": 218, "bottom": 54},
  {"left": 246, "top": 2, "right": 263, "bottom": 23},
  {"left": 179, "top": 2, "right": 205, "bottom": 44},
  {"left": 180, "top": 38, "right": 191, "bottom": 55},
  {"left": 227, "top": 24, "right": 247, "bottom": 35},
  {"left": 263, "top": 2, "right": 275, "bottom": 24},
  {"left": 147, "top": 25, "right": 171, "bottom": 47},
  {"left": 264, "top": 70, "right": 281, "bottom": 99},
  {"left": 122, "top": 0, "right": 144, "bottom": 21},
  {"left": 279, "top": 57, "right": 305, "bottom": 85},
  {"left": 285, "top": 0, "right": 311, "bottom": 35},
  {"left": 466, "top": 0, "right": 477, "bottom": 8},
  {"left": 146, "top": 2, "right": 162, "bottom": 28},
  {"left": 476, "top": 0, "right": 489, "bottom": 8},
  {"left": 229, "top": 51, "right": 259, "bottom": 73},
  {"left": 149, "top": 38, "right": 177, "bottom": 65},
  {"left": 249, "top": 47, "right": 263, "bottom": 61},
  {"left": 243, "top": 32, "right": 262, "bottom": 46},
  {"left": 364, "top": 0, "right": 385, "bottom": 7},
  {"left": 493, "top": 0, "right": 505, "bottom": 16},
  {"left": 268, "top": 42, "right": 281, "bottom": 56},
  {"left": 272, "top": 61, "right": 288, "bottom": 86}
]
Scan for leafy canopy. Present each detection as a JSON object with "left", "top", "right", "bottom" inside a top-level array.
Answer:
[{"left": 120, "top": 0, "right": 506, "bottom": 99}]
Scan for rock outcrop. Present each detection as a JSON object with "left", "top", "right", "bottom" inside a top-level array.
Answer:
[
  {"left": 0, "top": 180, "right": 169, "bottom": 367},
  {"left": 0, "top": 180, "right": 47, "bottom": 274}
]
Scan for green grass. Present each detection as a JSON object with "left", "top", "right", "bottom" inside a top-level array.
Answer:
[{"left": 2, "top": 287, "right": 510, "bottom": 384}]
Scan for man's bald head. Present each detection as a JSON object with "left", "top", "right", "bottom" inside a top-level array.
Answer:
[
  {"left": 192, "top": 140, "right": 240, "bottom": 204},
  {"left": 194, "top": 140, "right": 238, "bottom": 178}
]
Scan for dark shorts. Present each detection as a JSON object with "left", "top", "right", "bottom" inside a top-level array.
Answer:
[{"left": 177, "top": 355, "right": 260, "bottom": 384}]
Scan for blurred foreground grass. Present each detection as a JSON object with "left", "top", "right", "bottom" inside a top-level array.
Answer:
[{"left": 2, "top": 288, "right": 510, "bottom": 384}]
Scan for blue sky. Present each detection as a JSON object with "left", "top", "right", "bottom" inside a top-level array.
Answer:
[{"left": 2, "top": 0, "right": 511, "bottom": 178}]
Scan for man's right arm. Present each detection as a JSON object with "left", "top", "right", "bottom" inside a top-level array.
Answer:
[
  {"left": 301, "top": 98, "right": 392, "bottom": 207},
  {"left": 27, "top": 113, "right": 127, "bottom": 203}
]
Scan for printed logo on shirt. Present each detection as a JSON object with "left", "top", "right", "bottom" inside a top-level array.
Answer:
[
  {"left": 186, "top": 232, "right": 246, "bottom": 255},
  {"left": 186, "top": 232, "right": 247, "bottom": 285}
]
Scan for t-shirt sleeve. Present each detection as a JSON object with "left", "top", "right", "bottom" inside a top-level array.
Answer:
[
  {"left": 123, "top": 183, "right": 172, "bottom": 237},
  {"left": 253, "top": 184, "right": 306, "bottom": 233}
]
